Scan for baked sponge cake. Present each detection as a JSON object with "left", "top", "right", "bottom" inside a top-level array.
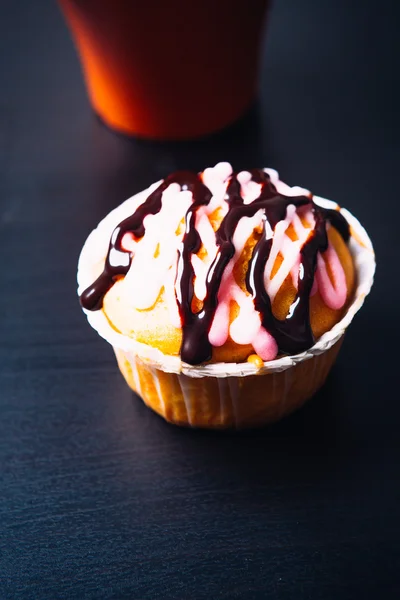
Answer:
[{"left": 77, "top": 163, "right": 374, "bottom": 428}]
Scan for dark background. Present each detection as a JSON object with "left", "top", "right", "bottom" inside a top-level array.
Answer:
[{"left": 1, "top": 0, "right": 399, "bottom": 598}]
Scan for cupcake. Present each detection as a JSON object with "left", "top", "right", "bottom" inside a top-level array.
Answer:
[{"left": 77, "top": 163, "right": 375, "bottom": 428}]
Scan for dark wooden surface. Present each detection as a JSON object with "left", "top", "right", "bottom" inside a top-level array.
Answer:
[{"left": 1, "top": 1, "right": 399, "bottom": 598}]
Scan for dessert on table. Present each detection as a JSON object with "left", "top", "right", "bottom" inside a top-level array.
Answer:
[{"left": 78, "top": 163, "right": 375, "bottom": 428}]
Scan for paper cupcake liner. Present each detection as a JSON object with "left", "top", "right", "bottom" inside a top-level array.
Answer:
[
  {"left": 113, "top": 338, "right": 344, "bottom": 427},
  {"left": 77, "top": 183, "right": 374, "bottom": 427}
]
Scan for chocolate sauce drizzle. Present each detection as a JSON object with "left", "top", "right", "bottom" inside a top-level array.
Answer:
[
  {"left": 80, "top": 169, "right": 350, "bottom": 365},
  {"left": 80, "top": 172, "right": 206, "bottom": 311}
]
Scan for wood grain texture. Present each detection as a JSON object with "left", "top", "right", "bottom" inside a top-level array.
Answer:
[{"left": 1, "top": 0, "right": 399, "bottom": 598}]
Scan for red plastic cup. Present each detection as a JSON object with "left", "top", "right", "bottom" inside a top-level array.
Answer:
[{"left": 59, "top": 0, "right": 269, "bottom": 140}]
